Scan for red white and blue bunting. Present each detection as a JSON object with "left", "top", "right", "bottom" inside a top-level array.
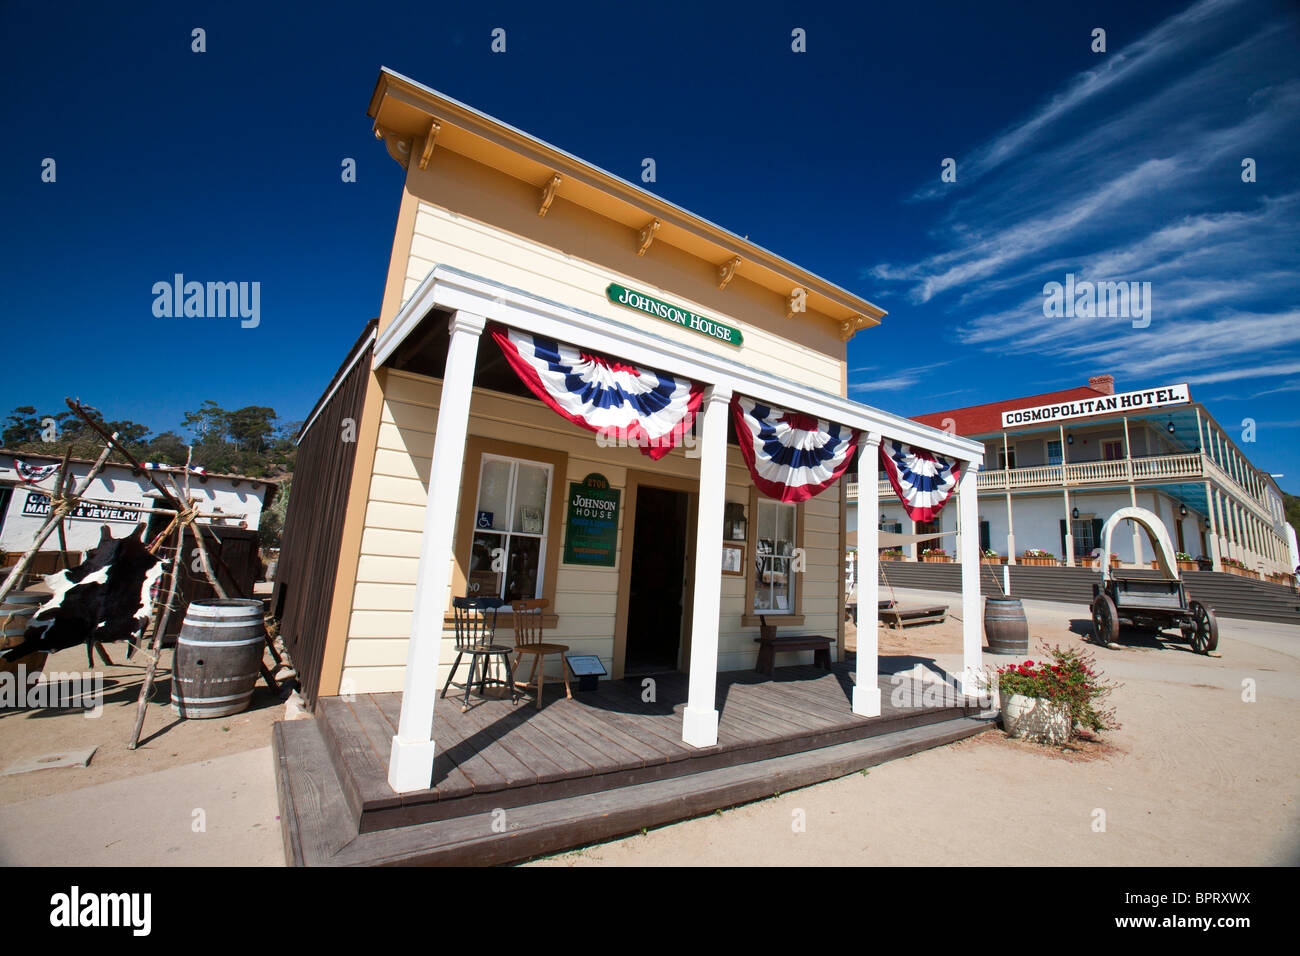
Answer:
[
  {"left": 490, "top": 325, "right": 704, "bottom": 461},
  {"left": 14, "top": 460, "right": 60, "bottom": 484},
  {"left": 731, "top": 396, "right": 860, "bottom": 502},
  {"left": 879, "top": 439, "right": 961, "bottom": 522}
]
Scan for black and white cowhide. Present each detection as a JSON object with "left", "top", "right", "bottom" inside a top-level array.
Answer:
[{"left": 1, "top": 524, "right": 162, "bottom": 662}]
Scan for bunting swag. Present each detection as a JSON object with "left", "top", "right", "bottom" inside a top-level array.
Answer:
[
  {"left": 490, "top": 325, "right": 703, "bottom": 461},
  {"left": 14, "top": 460, "right": 60, "bottom": 484},
  {"left": 731, "top": 396, "right": 860, "bottom": 502},
  {"left": 879, "top": 439, "right": 961, "bottom": 522}
]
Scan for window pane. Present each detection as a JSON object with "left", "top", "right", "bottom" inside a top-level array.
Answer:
[
  {"left": 513, "top": 464, "right": 549, "bottom": 534},
  {"left": 469, "top": 532, "right": 504, "bottom": 598},
  {"left": 753, "top": 501, "right": 773, "bottom": 540},
  {"left": 504, "top": 536, "right": 542, "bottom": 602},
  {"left": 1047, "top": 441, "right": 1063, "bottom": 466},
  {"left": 476, "top": 459, "right": 513, "bottom": 531},
  {"left": 774, "top": 503, "right": 795, "bottom": 552}
]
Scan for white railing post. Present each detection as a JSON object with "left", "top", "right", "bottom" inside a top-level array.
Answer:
[
  {"left": 682, "top": 383, "right": 732, "bottom": 747},
  {"left": 853, "top": 433, "right": 883, "bottom": 717},
  {"left": 958, "top": 461, "right": 984, "bottom": 697},
  {"left": 389, "top": 310, "right": 486, "bottom": 794}
]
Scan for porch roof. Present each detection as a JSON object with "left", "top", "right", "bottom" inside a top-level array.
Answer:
[{"left": 375, "top": 264, "right": 985, "bottom": 464}]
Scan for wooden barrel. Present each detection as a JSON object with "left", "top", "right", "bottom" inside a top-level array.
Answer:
[
  {"left": 984, "top": 598, "right": 1029, "bottom": 656},
  {"left": 172, "top": 599, "right": 266, "bottom": 718}
]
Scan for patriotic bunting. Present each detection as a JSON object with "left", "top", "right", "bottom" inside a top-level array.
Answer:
[
  {"left": 731, "top": 396, "right": 860, "bottom": 502},
  {"left": 879, "top": 439, "right": 961, "bottom": 522},
  {"left": 14, "top": 460, "right": 60, "bottom": 484},
  {"left": 490, "top": 325, "right": 703, "bottom": 461}
]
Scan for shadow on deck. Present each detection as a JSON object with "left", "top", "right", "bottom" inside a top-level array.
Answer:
[{"left": 274, "top": 660, "right": 992, "bottom": 866}]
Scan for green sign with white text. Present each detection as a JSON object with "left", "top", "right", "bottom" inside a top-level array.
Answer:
[
  {"left": 563, "top": 473, "right": 621, "bottom": 568},
  {"left": 606, "top": 283, "right": 743, "bottom": 347}
]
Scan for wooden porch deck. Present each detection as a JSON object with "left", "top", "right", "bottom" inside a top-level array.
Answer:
[{"left": 274, "top": 661, "right": 991, "bottom": 865}]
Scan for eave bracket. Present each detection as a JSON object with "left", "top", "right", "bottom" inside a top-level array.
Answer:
[
  {"left": 717, "top": 256, "right": 741, "bottom": 290},
  {"left": 417, "top": 121, "right": 441, "bottom": 170},
  {"left": 637, "top": 218, "right": 661, "bottom": 256},
  {"left": 539, "top": 174, "right": 562, "bottom": 217}
]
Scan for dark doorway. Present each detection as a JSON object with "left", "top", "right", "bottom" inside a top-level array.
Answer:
[{"left": 624, "top": 486, "right": 689, "bottom": 675}]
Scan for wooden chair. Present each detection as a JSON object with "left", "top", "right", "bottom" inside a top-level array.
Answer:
[
  {"left": 441, "top": 597, "right": 518, "bottom": 712},
  {"left": 509, "top": 599, "right": 571, "bottom": 709}
]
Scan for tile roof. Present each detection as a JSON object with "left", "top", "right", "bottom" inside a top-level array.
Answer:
[{"left": 910, "top": 386, "right": 1110, "bottom": 437}]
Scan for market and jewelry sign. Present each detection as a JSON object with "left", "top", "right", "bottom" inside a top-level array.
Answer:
[
  {"left": 1002, "top": 383, "right": 1191, "bottom": 428},
  {"left": 607, "top": 283, "right": 743, "bottom": 347},
  {"left": 22, "top": 492, "right": 142, "bottom": 523},
  {"left": 563, "top": 473, "right": 620, "bottom": 567}
]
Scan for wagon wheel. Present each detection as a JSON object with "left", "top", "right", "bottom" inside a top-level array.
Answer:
[
  {"left": 1091, "top": 592, "right": 1119, "bottom": 645},
  {"left": 1189, "top": 601, "right": 1218, "bottom": 654}
]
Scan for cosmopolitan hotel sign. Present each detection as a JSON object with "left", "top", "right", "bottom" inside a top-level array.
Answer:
[{"left": 1001, "top": 383, "right": 1191, "bottom": 428}]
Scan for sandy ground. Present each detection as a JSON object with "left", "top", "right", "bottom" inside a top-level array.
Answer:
[
  {"left": 0, "top": 643, "right": 286, "bottom": 807},
  {"left": 529, "top": 590, "right": 1300, "bottom": 866}
]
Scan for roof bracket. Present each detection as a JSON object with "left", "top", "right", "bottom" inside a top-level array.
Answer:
[
  {"left": 717, "top": 256, "right": 741, "bottom": 290},
  {"left": 373, "top": 122, "right": 412, "bottom": 169},
  {"left": 839, "top": 314, "right": 870, "bottom": 342},
  {"left": 786, "top": 287, "right": 806, "bottom": 319},
  {"left": 417, "top": 121, "right": 441, "bottom": 170},
  {"left": 538, "top": 174, "right": 562, "bottom": 217},
  {"left": 637, "top": 218, "right": 661, "bottom": 256}
]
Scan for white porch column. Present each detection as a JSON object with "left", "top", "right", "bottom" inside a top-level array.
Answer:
[
  {"left": 1003, "top": 432, "right": 1015, "bottom": 564},
  {"left": 1060, "top": 424, "right": 1074, "bottom": 567},
  {"left": 682, "top": 383, "right": 732, "bottom": 748},
  {"left": 853, "top": 434, "right": 883, "bottom": 717},
  {"left": 388, "top": 310, "right": 486, "bottom": 794},
  {"left": 958, "top": 461, "right": 983, "bottom": 696},
  {"left": 1204, "top": 482, "right": 1222, "bottom": 571}
]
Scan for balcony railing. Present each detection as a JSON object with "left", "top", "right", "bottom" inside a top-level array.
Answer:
[{"left": 848, "top": 452, "right": 1276, "bottom": 525}]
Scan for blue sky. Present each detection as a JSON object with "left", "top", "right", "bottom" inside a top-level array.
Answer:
[{"left": 1, "top": 0, "right": 1297, "bottom": 491}]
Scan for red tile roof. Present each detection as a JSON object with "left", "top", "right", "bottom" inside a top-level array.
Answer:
[{"left": 911, "top": 386, "right": 1110, "bottom": 437}]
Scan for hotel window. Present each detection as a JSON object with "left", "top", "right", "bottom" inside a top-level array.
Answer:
[
  {"left": 753, "top": 500, "right": 797, "bottom": 614},
  {"left": 1102, "top": 440, "right": 1124, "bottom": 461},
  {"left": 998, "top": 447, "right": 1017, "bottom": 470},
  {"left": 1046, "top": 440, "right": 1064, "bottom": 466},
  {"left": 467, "top": 454, "right": 553, "bottom": 602}
]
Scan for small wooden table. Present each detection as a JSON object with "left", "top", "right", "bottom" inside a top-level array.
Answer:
[{"left": 753, "top": 634, "right": 833, "bottom": 676}]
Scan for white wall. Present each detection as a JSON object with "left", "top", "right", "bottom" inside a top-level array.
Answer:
[{"left": 0, "top": 454, "right": 271, "bottom": 555}]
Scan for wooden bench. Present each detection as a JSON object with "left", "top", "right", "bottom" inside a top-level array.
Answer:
[
  {"left": 753, "top": 621, "right": 832, "bottom": 675},
  {"left": 879, "top": 604, "right": 948, "bottom": 630}
]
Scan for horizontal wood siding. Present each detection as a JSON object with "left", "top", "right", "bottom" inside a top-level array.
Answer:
[
  {"left": 404, "top": 201, "right": 843, "bottom": 393},
  {"left": 338, "top": 368, "right": 843, "bottom": 695}
]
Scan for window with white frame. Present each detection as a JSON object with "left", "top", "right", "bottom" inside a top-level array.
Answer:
[
  {"left": 1046, "top": 440, "right": 1064, "bottom": 466},
  {"left": 753, "top": 499, "right": 796, "bottom": 614},
  {"left": 468, "top": 454, "right": 553, "bottom": 602}
]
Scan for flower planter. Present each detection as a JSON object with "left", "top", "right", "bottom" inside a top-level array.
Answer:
[
  {"left": 980, "top": 557, "right": 1005, "bottom": 565},
  {"left": 1177, "top": 561, "right": 1198, "bottom": 572},
  {"left": 880, "top": 552, "right": 904, "bottom": 561},
  {"left": 1019, "top": 556, "right": 1057, "bottom": 567},
  {"left": 920, "top": 555, "right": 952, "bottom": 563},
  {"left": 1001, "top": 693, "right": 1072, "bottom": 745},
  {"left": 1080, "top": 557, "right": 1099, "bottom": 568}
]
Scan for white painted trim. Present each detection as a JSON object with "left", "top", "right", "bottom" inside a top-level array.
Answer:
[{"left": 375, "top": 265, "right": 985, "bottom": 464}]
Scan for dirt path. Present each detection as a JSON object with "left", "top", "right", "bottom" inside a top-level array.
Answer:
[{"left": 532, "top": 593, "right": 1300, "bottom": 866}]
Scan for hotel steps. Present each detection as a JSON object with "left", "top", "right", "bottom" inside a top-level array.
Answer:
[{"left": 872, "top": 561, "right": 1300, "bottom": 626}]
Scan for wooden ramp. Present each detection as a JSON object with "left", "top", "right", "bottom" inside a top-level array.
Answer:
[{"left": 274, "top": 662, "right": 990, "bottom": 866}]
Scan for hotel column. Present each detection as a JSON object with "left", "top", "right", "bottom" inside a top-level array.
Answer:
[
  {"left": 388, "top": 310, "right": 486, "bottom": 794},
  {"left": 853, "top": 434, "right": 883, "bottom": 717},
  {"left": 958, "top": 461, "right": 984, "bottom": 697},
  {"left": 1060, "top": 424, "right": 1074, "bottom": 567},
  {"left": 1003, "top": 432, "right": 1016, "bottom": 564},
  {"left": 1204, "top": 483, "right": 1222, "bottom": 572},
  {"left": 1122, "top": 416, "right": 1142, "bottom": 565},
  {"left": 682, "top": 383, "right": 732, "bottom": 747}
]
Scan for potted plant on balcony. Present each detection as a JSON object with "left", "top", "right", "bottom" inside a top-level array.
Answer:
[
  {"left": 997, "top": 646, "right": 1120, "bottom": 745},
  {"left": 1175, "top": 551, "right": 1198, "bottom": 572},
  {"left": 920, "top": 547, "right": 951, "bottom": 563},
  {"left": 880, "top": 547, "right": 904, "bottom": 561},
  {"left": 1020, "top": 548, "right": 1056, "bottom": 567},
  {"left": 1109, "top": 552, "right": 1121, "bottom": 569},
  {"left": 980, "top": 549, "right": 1004, "bottom": 565}
]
